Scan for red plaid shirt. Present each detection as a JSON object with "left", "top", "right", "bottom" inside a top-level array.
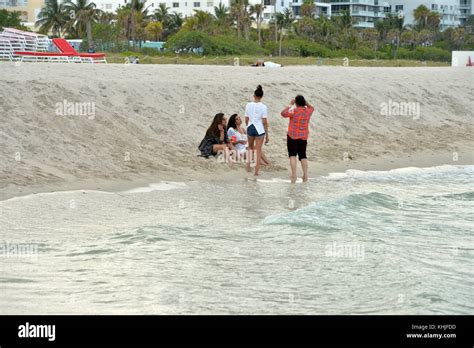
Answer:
[{"left": 281, "top": 105, "right": 314, "bottom": 140}]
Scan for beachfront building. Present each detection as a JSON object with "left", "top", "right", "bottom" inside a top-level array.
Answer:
[
  {"left": 2, "top": 0, "right": 471, "bottom": 31},
  {"left": 92, "top": 0, "right": 330, "bottom": 23},
  {"left": 458, "top": 0, "right": 473, "bottom": 25},
  {"left": 322, "top": 0, "right": 391, "bottom": 28},
  {"left": 0, "top": 0, "right": 44, "bottom": 28},
  {"left": 386, "top": 0, "right": 462, "bottom": 30},
  {"left": 291, "top": 1, "right": 332, "bottom": 19}
]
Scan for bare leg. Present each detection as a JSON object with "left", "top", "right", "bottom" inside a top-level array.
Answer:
[
  {"left": 289, "top": 156, "right": 297, "bottom": 183},
  {"left": 254, "top": 136, "right": 265, "bottom": 176},
  {"left": 246, "top": 136, "right": 255, "bottom": 172},
  {"left": 260, "top": 151, "right": 271, "bottom": 166},
  {"left": 212, "top": 144, "right": 227, "bottom": 153},
  {"left": 301, "top": 158, "right": 309, "bottom": 182}
]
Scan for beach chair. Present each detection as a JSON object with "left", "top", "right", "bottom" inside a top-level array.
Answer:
[
  {"left": 12, "top": 50, "right": 75, "bottom": 63},
  {"left": 0, "top": 39, "right": 14, "bottom": 61},
  {"left": 52, "top": 38, "right": 107, "bottom": 63}
]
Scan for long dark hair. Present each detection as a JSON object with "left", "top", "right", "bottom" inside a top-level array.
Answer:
[
  {"left": 254, "top": 85, "right": 264, "bottom": 98},
  {"left": 227, "top": 114, "right": 238, "bottom": 132},
  {"left": 206, "top": 113, "right": 225, "bottom": 137},
  {"left": 295, "top": 95, "right": 307, "bottom": 107}
]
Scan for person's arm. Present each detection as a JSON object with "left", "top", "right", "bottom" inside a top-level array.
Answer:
[
  {"left": 306, "top": 101, "right": 314, "bottom": 113},
  {"left": 263, "top": 105, "right": 269, "bottom": 144},
  {"left": 281, "top": 99, "right": 295, "bottom": 118},
  {"left": 263, "top": 118, "right": 269, "bottom": 144},
  {"left": 228, "top": 129, "right": 240, "bottom": 146},
  {"left": 218, "top": 124, "right": 225, "bottom": 144},
  {"left": 245, "top": 104, "right": 250, "bottom": 126}
]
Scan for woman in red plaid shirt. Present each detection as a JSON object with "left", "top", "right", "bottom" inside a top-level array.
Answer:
[{"left": 281, "top": 95, "right": 314, "bottom": 183}]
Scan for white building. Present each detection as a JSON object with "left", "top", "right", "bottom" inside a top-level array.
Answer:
[
  {"left": 458, "top": 0, "right": 473, "bottom": 25},
  {"left": 323, "top": 0, "right": 391, "bottom": 28},
  {"left": 3, "top": 0, "right": 471, "bottom": 31},
  {"left": 387, "top": 0, "right": 462, "bottom": 30}
]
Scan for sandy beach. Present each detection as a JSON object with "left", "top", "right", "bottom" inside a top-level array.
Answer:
[
  {"left": 1, "top": 63, "right": 474, "bottom": 316},
  {"left": 0, "top": 63, "right": 473, "bottom": 199}
]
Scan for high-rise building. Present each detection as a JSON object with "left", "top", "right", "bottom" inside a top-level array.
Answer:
[
  {"left": 458, "top": 0, "right": 473, "bottom": 25},
  {"left": 0, "top": 0, "right": 44, "bottom": 27},
  {"left": 386, "top": 0, "right": 462, "bottom": 30},
  {"left": 2, "top": 0, "right": 471, "bottom": 33}
]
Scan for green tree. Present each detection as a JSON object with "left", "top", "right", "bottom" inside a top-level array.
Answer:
[
  {"left": 413, "top": 5, "right": 439, "bottom": 31},
  {"left": 36, "top": 0, "right": 68, "bottom": 37},
  {"left": 168, "top": 12, "right": 183, "bottom": 34},
  {"left": 249, "top": 2, "right": 264, "bottom": 45},
  {"left": 182, "top": 10, "right": 214, "bottom": 32},
  {"left": 276, "top": 8, "right": 294, "bottom": 56},
  {"left": 64, "top": 0, "right": 101, "bottom": 48},
  {"left": 300, "top": 0, "right": 315, "bottom": 18},
  {"left": 230, "top": 0, "right": 250, "bottom": 39},
  {"left": 214, "top": 2, "right": 229, "bottom": 26},
  {"left": 0, "top": 9, "right": 25, "bottom": 30},
  {"left": 145, "top": 21, "right": 163, "bottom": 41}
]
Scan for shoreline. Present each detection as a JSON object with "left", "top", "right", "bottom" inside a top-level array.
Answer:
[
  {"left": 2, "top": 148, "right": 472, "bottom": 202},
  {"left": 1, "top": 64, "right": 473, "bottom": 202}
]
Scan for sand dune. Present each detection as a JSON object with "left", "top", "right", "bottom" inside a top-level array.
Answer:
[{"left": 0, "top": 63, "right": 473, "bottom": 199}]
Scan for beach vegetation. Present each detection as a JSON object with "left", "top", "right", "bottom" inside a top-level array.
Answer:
[{"left": 33, "top": 0, "right": 473, "bottom": 61}]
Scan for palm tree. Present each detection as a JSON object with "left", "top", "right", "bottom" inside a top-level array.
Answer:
[
  {"left": 300, "top": 0, "right": 315, "bottom": 18},
  {"left": 276, "top": 8, "right": 293, "bottom": 56},
  {"left": 214, "top": 2, "right": 229, "bottom": 26},
  {"left": 316, "top": 15, "right": 332, "bottom": 43},
  {"left": 125, "top": 0, "right": 150, "bottom": 47},
  {"left": 426, "top": 11, "right": 440, "bottom": 31},
  {"left": 230, "top": 0, "right": 250, "bottom": 39},
  {"left": 168, "top": 12, "right": 183, "bottom": 33},
  {"left": 333, "top": 9, "right": 353, "bottom": 49},
  {"left": 249, "top": 2, "right": 264, "bottom": 45},
  {"left": 64, "top": 0, "right": 101, "bottom": 48},
  {"left": 413, "top": 5, "right": 430, "bottom": 30},
  {"left": 145, "top": 21, "right": 163, "bottom": 41},
  {"left": 154, "top": 3, "right": 170, "bottom": 26},
  {"left": 116, "top": 6, "right": 132, "bottom": 39},
  {"left": 36, "top": 0, "right": 68, "bottom": 37},
  {"left": 97, "top": 11, "right": 115, "bottom": 24},
  {"left": 193, "top": 10, "right": 214, "bottom": 31}
]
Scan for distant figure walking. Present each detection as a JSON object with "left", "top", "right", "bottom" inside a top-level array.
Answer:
[
  {"left": 281, "top": 95, "right": 314, "bottom": 183},
  {"left": 245, "top": 85, "right": 269, "bottom": 176}
]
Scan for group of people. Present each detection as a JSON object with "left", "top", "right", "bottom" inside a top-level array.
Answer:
[{"left": 198, "top": 85, "right": 314, "bottom": 183}]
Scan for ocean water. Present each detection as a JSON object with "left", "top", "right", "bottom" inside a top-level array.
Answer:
[{"left": 0, "top": 165, "right": 473, "bottom": 314}]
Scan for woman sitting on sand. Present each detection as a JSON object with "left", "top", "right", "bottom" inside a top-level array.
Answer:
[
  {"left": 227, "top": 114, "right": 248, "bottom": 160},
  {"left": 198, "top": 113, "right": 233, "bottom": 158},
  {"left": 245, "top": 85, "right": 269, "bottom": 176},
  {"left": 227, "top": 113, "right": 271, "bottom": 166}
]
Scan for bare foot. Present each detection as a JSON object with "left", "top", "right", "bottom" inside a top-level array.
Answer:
[
  {"left": 302, "top": 176, "right": 309, "bottom": 183},
  {"left": 290, "top": 175, "right": 297, "bottom": 184}
]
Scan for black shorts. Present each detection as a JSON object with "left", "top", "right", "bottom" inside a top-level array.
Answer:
[{"left": 287, "top": 135, "right": 307, "bottom": 161}]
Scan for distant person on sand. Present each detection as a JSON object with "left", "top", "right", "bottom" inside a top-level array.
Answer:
[
  {"left": 281, "top": 95, "right": 314, "bottom": 183},
  {"left": 245, "top": 85, "right": 269, "bottom": 176},
  {"left": 198, "top": 113, "right": 233, "bottom": 158},
  {"left": 251, "top": 59, "right": 265, "bottom": 67}
]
